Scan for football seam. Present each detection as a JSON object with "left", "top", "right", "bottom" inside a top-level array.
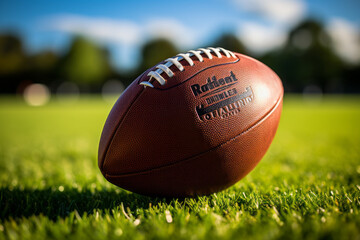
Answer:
[
  {"left": 101, "top": 60, "right": 241, "bottom": 172},
  {"left": 105, "top": 93, "right": 283, "bottom": 178},
  {"left": 100, "top": 72, "right": 147, "bottom": 172}
]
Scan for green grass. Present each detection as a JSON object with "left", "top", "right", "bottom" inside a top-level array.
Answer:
[{"left": 0, "top": 95, "right": 359, "bottom": 240}]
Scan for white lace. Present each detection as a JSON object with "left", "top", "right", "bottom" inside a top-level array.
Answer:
[{"left": 140, "top": 47, "right": 236, "bottom": 88}]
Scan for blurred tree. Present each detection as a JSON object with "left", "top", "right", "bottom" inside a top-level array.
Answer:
[
  {"left": 139, "top": 38, "right": 178, "bottom": 73},
  {"left": 342, "top": 64, "right": 360, "bottom": 93},
  {"left": 0, "top": 34, "right": 25, "bottom": 75},
  {"left": 28, "top": 51, "right": 58, "bottom": 72},
  {"left": 212, "top": 33, "right": 247, "bottom": 54},
  {"left": 58, "top": 36, "right": 112, "bottom": 87},
  {"left": 0, "top": 34, "right": 27, "bottom": 93},
  {"left": 261, "top": 19, "right": 344, "bottom": 93},
  {"left": 25, "top": 51, "right": 59, "bottom": 82}
]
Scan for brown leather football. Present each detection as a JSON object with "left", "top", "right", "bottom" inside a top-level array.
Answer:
[{"left": 98, "top": 47, "right": 283, "bottom": 197}]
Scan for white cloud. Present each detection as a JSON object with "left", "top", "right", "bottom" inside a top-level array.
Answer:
[
  {"left": 232, "top": 0, "right": 306, "bottom": 25},
  {"left": 230, "top": 0, "right": 306, "bottom": 54},
  {"left": 46, "top": 15, "right": 142, "bottom": 46},
  {"left": 326, "top": 18, "right": 360, "bottom": 64},
  {"left": 43, "top": 15, "right": 199, "bottom": 68},
  {"left": 145, "top": 19, "right": 197, "bottom": 48},
  {"left": 45, "top": 15, "right": 197, "bottom": 49},
  {"left": 237, "top": 22, "right": 287, "bottom": 53}
]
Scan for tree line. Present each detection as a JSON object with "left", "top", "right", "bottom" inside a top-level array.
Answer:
[{"left": 0, "top": 19, "right": 359, "bottom": 94}]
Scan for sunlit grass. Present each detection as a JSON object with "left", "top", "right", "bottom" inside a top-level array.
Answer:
[{"left": 0, "top": 95, "right": 359, "bottom": 240}]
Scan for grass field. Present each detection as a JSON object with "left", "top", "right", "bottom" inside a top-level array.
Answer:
[{"left": 0, "top": 95, "right": 359, "bottom": 240}]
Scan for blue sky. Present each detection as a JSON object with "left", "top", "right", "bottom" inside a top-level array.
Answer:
[{"left": 0, "top": 0, "right": 359, "bottom": 69}]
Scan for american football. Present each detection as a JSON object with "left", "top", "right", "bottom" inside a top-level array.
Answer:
[{"left": 98, "top": 47, "right": 283, "bottom": 197}]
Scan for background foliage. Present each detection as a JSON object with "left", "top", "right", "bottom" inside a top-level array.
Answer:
[{"left": 0, "top": 18, "right": 359, "bottom": 94}]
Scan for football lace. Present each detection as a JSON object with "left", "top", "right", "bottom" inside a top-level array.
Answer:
[{"left": 140, "top": 47, "right": 236, "bottom": 88}]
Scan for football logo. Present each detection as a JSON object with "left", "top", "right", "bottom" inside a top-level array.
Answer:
[{"left": 191, "top": 71, "right": 254, "bottom": 121}]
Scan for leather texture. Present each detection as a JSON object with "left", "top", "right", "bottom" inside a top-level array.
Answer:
[{"left": 98, "top": 51, "right": 283, "bottom": 197}]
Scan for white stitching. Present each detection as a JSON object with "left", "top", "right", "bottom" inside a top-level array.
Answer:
[{"left": 140, "top": 47, "right": 237, "bottom": 88}]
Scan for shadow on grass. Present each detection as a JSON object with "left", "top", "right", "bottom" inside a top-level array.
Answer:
[{"left": 0, "top": 187, "right": 180, "bottom": 221}]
